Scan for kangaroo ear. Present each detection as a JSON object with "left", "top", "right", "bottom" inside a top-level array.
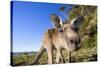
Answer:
[
  {"left": 59, "top": 16, "right": 63, "bottom": 26},
  {"left": 50, "top": 14, "right": 63, "bottom": 29},
  {"left": 71, "top": 16, "right": 84, "bottom": 28}
]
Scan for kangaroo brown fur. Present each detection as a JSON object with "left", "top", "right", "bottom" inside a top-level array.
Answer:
[{"left": 31, "top": 15, "right": 84, "bottom": 64}]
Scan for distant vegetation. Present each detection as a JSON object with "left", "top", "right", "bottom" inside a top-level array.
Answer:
[{"left": 11, "top": 5, "right": 97, "bottom": 66}]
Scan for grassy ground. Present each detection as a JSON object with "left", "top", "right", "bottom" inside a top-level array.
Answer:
[{"left": 12, "top": 46, "right": 97, "bottom": 66}]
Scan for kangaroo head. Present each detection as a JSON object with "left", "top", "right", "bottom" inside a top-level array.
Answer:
[
  {"left": 62, "top": 16, "right": 84, "bottom": 51},
  {"left": 50, "top": 14, "right": 84, "bottom": 51}
]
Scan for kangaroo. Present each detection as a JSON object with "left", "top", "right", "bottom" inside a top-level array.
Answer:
[{"left": 31, "top": 15, "right": 84, "bottom": 64}]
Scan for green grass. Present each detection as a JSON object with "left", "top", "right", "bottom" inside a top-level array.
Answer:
[{"left": 12, "top": 46, "right": 97, "bottom": 66}]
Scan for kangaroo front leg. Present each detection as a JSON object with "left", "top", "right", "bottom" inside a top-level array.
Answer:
[
  {"left": 68, "top": 51, "right": 71, "bottom": 63},
  {"left": 56, "top": 49, "right": 64, "bottom": 63},
  {"left": 47, "top": 48, "right": 53, "bottom": 64},
  {"left": 56, "top": 52, "right": 60, "bottom": 63}
]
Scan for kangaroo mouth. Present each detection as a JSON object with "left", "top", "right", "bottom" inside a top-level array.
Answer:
[{"left": 66, "top": 43, "right": 79, "bottom": 52}]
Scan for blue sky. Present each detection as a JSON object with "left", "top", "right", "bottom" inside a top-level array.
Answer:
[{"left": 12, "top": 1, "right": 73, "bottom": 52}]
